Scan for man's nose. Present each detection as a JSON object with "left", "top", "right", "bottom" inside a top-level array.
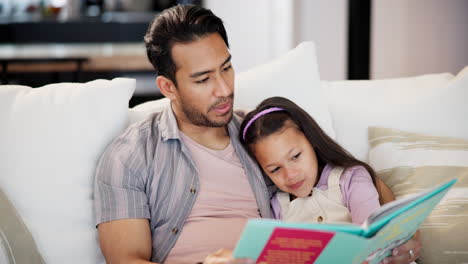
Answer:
[{"left": 214, "top": 75, "right": 231, "bottom": 97}]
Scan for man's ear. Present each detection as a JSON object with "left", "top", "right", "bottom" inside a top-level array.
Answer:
[{"left": 157, "top": 75, "right": 177, "bottom": 100}]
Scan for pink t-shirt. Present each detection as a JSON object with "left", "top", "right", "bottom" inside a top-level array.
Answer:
[
  {"left": 271, "top": 164, "right": 380, "bottom": 225},
  {"left": 164, "top": 132, "right": 260, "bottom": 264}
]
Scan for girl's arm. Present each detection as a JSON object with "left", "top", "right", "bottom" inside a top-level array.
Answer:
[
  {"left": 374, "top": 176, "right": 396, "bottom": 205},
  {"left": 374, "top": 177, "right": 422, "bottom": 264},
  {"left": 341, "top": 166, "right": 380, "bottom": 225}
]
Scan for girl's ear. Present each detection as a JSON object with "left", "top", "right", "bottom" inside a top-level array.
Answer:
[{"left": 157, "top": 76, "right": 177, "bottom": 100}]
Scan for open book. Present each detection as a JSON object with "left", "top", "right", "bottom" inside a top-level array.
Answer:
[{"left": 233, "top": 179, "right": 456, "bottom": 264}]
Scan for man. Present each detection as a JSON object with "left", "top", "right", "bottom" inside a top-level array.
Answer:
[{"left": 94, "top": 4, "right": 420, "bottom": 264}]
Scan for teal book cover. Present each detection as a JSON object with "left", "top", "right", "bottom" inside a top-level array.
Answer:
[{"left": 233, "top": 179, "right": 456, "bottom": 264}]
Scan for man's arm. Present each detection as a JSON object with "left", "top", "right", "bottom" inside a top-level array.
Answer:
[{"left": 98, "top": 219, "right": 156, "bottom": 264}]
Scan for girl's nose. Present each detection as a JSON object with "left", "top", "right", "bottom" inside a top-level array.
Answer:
[{"left": 284, "top": 167, "right": 299, "bottom": 182}]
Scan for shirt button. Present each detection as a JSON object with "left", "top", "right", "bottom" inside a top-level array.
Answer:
[
  {"left": 317, "top": 216, "right": 324, "bottom": 223},
  {"left": 190, "top": 187, "right": 197, "bottom": 194},
  {"left": 172, "top": 227, "right": 179, "bottom": 234}
]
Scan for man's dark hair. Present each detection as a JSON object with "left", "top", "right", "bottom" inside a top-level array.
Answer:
[{"left": 144, "top": 4, "right": 229, "bottom": 85}]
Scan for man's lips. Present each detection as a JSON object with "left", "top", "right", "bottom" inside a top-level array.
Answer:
[
  {"left": 212, "top": 101, "right": 232, "bottom": 114},
  {"left": 289, "top": 179, "right": 304, "bottom": 190}
]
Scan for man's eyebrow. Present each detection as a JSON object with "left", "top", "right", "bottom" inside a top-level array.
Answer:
[
  {"left": 189, "top": 54, "right": 232, "bottom": 78},
  {"left": 220, "top": 54, "right": 232, "bottom": 67}
]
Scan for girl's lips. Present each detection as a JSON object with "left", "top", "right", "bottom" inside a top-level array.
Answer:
[
  {"left": 213, "top": 102, "right": 232, "bottom": 114},
  {"left": 289, "top": 179, "right": 304, "bottom": 190}
]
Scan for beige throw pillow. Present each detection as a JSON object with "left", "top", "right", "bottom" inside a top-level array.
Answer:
[
  {"left": 368, "top": 127, "right": 468, "bottom": 264},
  {"left": 0, "top": 187, "right": 44, "bottom": 264}
]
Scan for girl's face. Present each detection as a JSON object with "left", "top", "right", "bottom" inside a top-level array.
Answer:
[{"left": 252, "top": 121, "right": 319, "bottom": 198}]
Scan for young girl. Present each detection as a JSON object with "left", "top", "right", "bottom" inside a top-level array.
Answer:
[{"left": 239, "top": 96, "right": 380, "bottom": 225}]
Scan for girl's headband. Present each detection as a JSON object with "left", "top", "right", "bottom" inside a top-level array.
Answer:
[{"left": 242, "top": 107, "right": 284, "bottom": 141}]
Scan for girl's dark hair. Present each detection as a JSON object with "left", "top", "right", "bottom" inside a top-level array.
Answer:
[
  {"left": 239, "top": 96, "right": 376, "bottom": 185},
  {"left": 144, "top": 4, "right": 229, "bottom": 86}
]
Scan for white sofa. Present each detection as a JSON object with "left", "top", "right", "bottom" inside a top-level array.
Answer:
[{"left": 1, "top": 42, "right": 467, "bottom": 264}]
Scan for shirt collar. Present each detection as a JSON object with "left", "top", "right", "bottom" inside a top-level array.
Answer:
[{"left": 158, "top": 103, "right": 181, "bottom": 141}]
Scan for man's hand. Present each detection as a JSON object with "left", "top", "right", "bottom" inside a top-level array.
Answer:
[{"left": 203, "top": 248, "right": 254, "bottom": 264}]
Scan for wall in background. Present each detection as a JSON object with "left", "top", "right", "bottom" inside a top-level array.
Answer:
[
  {"left": 6, "top": 1, "right": 464, "bottom": 85},
  {"left": 371, "top": 0, "right": 468, "bottom": 79},
  {"left": 205, "top": 0, "right": 348, "bottom": 81},
  {"left": 204, "top": 0, "right": 294, "bottom": 74},
  {"left": 206, "top": 0, "right": 468, "bottom": 81},
  {"left": 294, "top": 0, "right": 348, "bottom": 81}
]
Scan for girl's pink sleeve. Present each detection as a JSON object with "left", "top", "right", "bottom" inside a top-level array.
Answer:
[{"left": 340, "top": 166, "right": 381, "bottom": 225}]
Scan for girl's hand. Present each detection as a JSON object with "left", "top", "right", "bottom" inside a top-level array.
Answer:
[
  {"left": 361, "top": 230, "right": 421, "bottom": 264},
  {"left": 203, "top": 248, "right": 255, "bottom": 264},
  {"left": 380, "top": 230, "right": 422, "bottom": 264}
]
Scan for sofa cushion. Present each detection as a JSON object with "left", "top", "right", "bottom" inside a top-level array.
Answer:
[
  {"left": 324, "top": 70, "right": 461, "bottom": 161},
  {"left": 0, "top": 186, "right": 45, "bottom": 264},
  {"left": 0, "top": 78, "right": 134, "bottom": 264},
  {"left": 368, "top": 127, "right": 468, "bottom": 264}
]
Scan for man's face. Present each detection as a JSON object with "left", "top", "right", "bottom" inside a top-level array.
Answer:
[{"left": 170, "top": 33, "right": 235, "bottom": 128}]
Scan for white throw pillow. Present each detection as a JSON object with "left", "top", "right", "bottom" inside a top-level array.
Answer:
[
  {"left": 324, "top": 70, "right": 462, "bottom": 161},
  {"left": 0, "top": 78, "right": 135, "bottom": 264},
  {"left": 128, "top": 97, "right": 170, "bottom": 125},
  {"left": 235, "top": 41, "right": 335, "bottom": 138}
]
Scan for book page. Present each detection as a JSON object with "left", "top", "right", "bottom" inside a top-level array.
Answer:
[{"left": 363, "top": 179, "right": 454, "bottom": 229}]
